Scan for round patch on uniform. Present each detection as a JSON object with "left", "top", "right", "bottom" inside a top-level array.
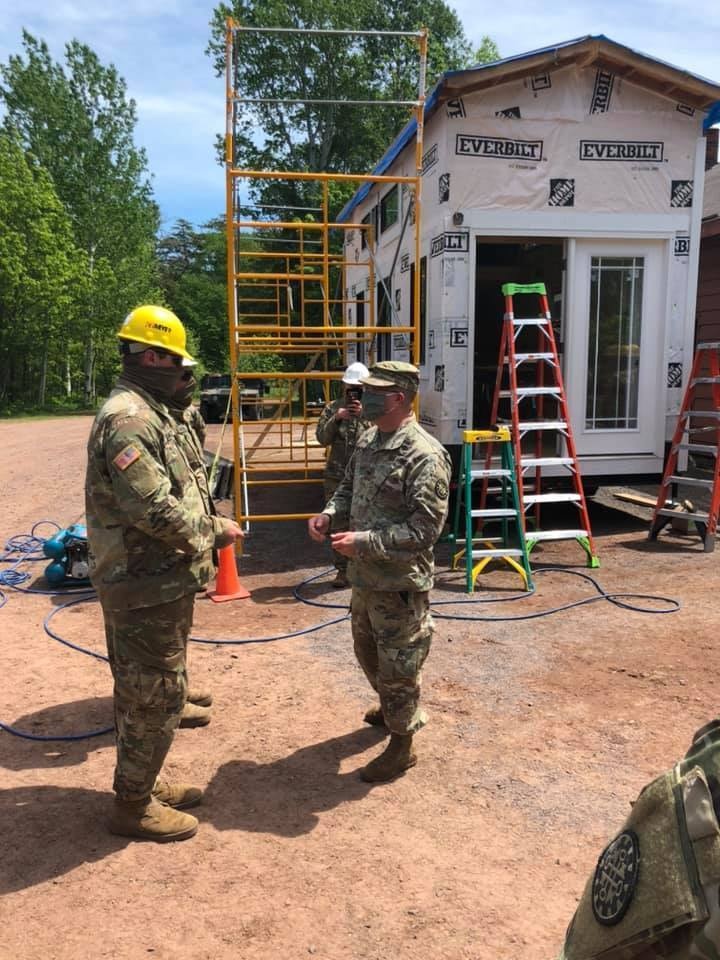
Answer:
[
  {"left": 591, "top": 829, "right": 640, "bottom": 926},
  {"left": 435, "top": 479, "right": 449, "bottom": 499}
]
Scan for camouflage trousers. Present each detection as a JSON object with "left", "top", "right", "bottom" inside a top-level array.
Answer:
[
  {"left": 351, "top": 587, "right": 432, "bottom": 735},
  {"left": 324, "top": 478, "right": 347, "bottom": 574},
  {"left": 103, "top": 594, "right": 195, "bottom": 802}
]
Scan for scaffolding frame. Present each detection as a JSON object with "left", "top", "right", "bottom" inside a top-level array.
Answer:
[{"left": 225, "top": 20, "right": 427, "bottom": 524}]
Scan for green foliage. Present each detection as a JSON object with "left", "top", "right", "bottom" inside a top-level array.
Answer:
[
  {"left": 0, "top": 32, "right": 162, "bottom": 407},
  {"left": 473, "top": 36, "right": 501, "bottom": 65}
]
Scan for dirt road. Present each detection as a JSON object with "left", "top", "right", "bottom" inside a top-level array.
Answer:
[{"left": 1, "top": 415, "right": 718, "bottom": 960}]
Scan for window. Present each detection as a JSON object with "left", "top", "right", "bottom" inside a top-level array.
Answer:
[
  {"left": 356, "top": 291, "right": 365, "bottom": 364},
  {"left": 585, "top": 256, "right": 644, "bottom": 430},
  {"left": 361, "top": 206, "right": 377, "bottom": 249},
  {"left": 410, "top": 257, "right": 428, "bottom": 365},
  {"left": 380, "top": 186, "right": 399, "bottom": 233}
]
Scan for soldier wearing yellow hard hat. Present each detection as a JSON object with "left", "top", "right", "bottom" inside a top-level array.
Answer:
[{"left": 85, "top": 305, "right": 243, "bottom": 842}]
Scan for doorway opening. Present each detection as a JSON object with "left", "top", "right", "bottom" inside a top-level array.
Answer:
[{"left": 473, "top": 237, "right": 564, "bottom": 427}]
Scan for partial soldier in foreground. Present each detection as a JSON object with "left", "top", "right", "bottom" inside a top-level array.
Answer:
[
  {"left": 557, "top": 719, "right": 720, "bottom": 960},
  {"left": 166, "top": 364, "right": 215, "bottom": 728},
  {"left": 85, "top": 305, "right": 243, "bottom": 842},
  {"left": 315, "top": 362, "right": 371, "bottom": 587},
  {"left": 308, "top": 361, "right": 452, "bottom": 782}
]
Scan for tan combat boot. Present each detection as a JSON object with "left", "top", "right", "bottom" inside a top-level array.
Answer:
[
  {"left": 109, "top": 797, "right": 198, "bottom": 842},
  {"left": 187, "top": 689, "right": 213, "bottom": 707},
  {"left": 179, "top": 702, "right": 212, "bottom": 728},
  {"left": 363, "top": 705, "right": 387, "bottom": 727},
  {"left": 332, "top": 571, "right": 349, "bottom": 589},
  {"left": 360, "top": 733, "right": 417, "bottom": 783},
  {"left": 152, "top": 780, "right": 204, "bottom": 810}
]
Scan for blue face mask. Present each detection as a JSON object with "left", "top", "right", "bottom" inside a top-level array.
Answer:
[{"left": 361, "top": 390, "right": 390, "bottom": 421}]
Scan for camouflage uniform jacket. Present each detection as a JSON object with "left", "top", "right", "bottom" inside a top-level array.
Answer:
[
  {"left": 315, "top": 398, "right": 370, "bottom": 483},
  {"left": 85, "top": 379, "right": 232, "bottom": 611},
  {"left": 168, "top": 404, "right": 212, "bottom": 516},
  {"left": 323, "top": 415, "right": 452, "bottom": 591}
]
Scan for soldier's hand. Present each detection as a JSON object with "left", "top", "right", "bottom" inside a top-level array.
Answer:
[
  {"left": 346, "top": 400, "right": 362, "bottom": 418},
  {"left": 335, "top": 407, "right": 351, "bottom": 421},
  {"left": 330, "top": 531, "right": 357, "bottom": 557},
  {"left": 224, "top": 520, "right": 244, "bottom": 541},
  {"left": 308, "top": 513, "right": 330, "bottom": 542}
]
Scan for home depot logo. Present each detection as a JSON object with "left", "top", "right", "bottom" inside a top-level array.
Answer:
[
  {"left": 579, "top": 140, "right": 664, "bottom": 161},
  {"left": 671, "top": 180, "right": 693, "bottom": 207},
  {"left": 456, "top": 133, "right": 544, "bottom": 161},
  {"left": 548, "top": 179, "right": 575, "bottom": 207},
  {"left": 422, "top": 144, "right": 438, "bottom": 175},
  {"left": 590, "top": 70, "right": 615, "bottom": 114}
]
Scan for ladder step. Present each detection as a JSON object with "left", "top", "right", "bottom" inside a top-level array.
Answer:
[
  {"left": 518, "top": 421, "right": 567, "bottom": 431},
  {"left": 524, "top": 493, "right": 581, "bottom": 505},
  {"left": 471, "top": 548, "right": 525, "bottom": 559},
  {"left": 471, "top": 508, "right": 518, "bottom": 518},
  {"left": 511, "top": 352, "right": 555, "bottom": 363},
  {"left": 521, "top": 456, "right": 574, "bottom": 468},
  {"left": 499, "top": 387, "right": 560, "bottom": 397},
  {"left": 697, "top": 342, "right": 720, "bottom": 350},
  {"left": 685, "top": 410, "right": 720, "bottom": 419},
  {"left": 656, "top": 508, "right": 709, "bottom": 522},
  {"left": 470, "top": 468, "right": 511, "bottom": 479},
  {"left": 511, "top": 318, "right": 550, "bottom": 326},
  {"left": 691, "top": 378, "right": 720, "bottom": 385},
  {"left": 664, "top": 475, "right": 714, "bottom": 488},
  {"left": 527, "top": 529, "right": 589, "bottom": 542},
  {"left": 675, "top": 443, "right": 718, "bottom": 455}
]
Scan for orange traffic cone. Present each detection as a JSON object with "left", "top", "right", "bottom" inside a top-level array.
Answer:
[{"left": 209, "top": 545, "right": 251, "bottom": 602}]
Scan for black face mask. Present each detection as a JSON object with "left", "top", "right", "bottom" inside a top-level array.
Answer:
[
  {"left": 120, "top": 353, "right": 183, "bottom": 400},
  {"left": 168, "top": 373, "right": 197, "bottom": 411}
]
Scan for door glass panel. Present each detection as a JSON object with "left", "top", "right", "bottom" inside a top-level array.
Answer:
[{"left": 585, "top": 256, "right": 643, "bottom": 430}]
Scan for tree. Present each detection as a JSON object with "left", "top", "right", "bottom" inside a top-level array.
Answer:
[
  {"left": 474, "top": 36, "right": 501, "bottom": 65},
  {"left": 207, "top": 0, "right": 481, "bottom": 215},
  {"left": 0, "top": 133, "right": 87, "bottom": 408},
  {"left": 0, "top": 32, "right": 162, "bottom": 402}
]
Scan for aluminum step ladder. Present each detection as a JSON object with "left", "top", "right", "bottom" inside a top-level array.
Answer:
[
  {"left": 482, "top": 282, "right": 598, "bottom": 567},
  {"left": 451, "top": 427, "right": 533, "bottom": 592},
  {"left": 649, "top": 341, "right": 720, "bottom": 551}
]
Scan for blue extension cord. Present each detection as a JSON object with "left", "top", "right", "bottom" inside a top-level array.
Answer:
[{"left": 0, "top": 523, "right": 680, "bottom": 742}]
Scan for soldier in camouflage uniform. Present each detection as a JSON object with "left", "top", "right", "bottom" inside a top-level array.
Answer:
[
  {"left": 86, "top": 305, "right": 243, "bottom": 842},
  {"left": 308, "top": 361, "right": 452, "bottom": 782},
  {"left": 315, "top": 362, "right": 371, "bottom": 587},
  {"left": 557, "top": 718, "right": 720, "bottom": 960}
]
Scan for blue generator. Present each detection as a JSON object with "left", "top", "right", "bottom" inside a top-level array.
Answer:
[{"left": 42, "top": 524, "right": 91, "bottom": 586}]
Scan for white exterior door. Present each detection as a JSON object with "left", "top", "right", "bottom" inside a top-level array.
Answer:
[{"left": 565, "top": 239, "right": 666, "bottom": 458}]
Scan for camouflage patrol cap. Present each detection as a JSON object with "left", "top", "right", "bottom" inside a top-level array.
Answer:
[{"left": 361, "top": 361, "right": 420, "bottom": 393}]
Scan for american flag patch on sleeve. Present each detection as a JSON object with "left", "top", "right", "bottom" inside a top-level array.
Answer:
[{"left": 112, "top": 445, "right": 142, "bottom": 471}]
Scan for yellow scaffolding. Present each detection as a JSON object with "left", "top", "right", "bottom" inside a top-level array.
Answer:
[{"left": 224, "top": 21, "right": 427, "bottom": 524}]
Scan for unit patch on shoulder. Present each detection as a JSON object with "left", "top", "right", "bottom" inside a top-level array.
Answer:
[
  {"left": 435, "top": 479, "right": 449, "bottom": 499},
  {"left": 591, "top": 830, "right": 640, "bottom": 926},
  {"left": 113, "top": 445, "right": 142, "bottom": 471}
]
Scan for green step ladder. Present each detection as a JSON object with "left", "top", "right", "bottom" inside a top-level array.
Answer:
[{"left": 451, "top": 427, "right": 533, "bottom": 593}]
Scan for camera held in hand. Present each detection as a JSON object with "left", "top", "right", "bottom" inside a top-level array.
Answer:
[{"left": 346, "top": 387, "right": 362, "bottom": 403}]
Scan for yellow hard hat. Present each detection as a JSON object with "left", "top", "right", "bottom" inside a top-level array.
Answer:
[{"left": 117, "top": 305, "right": 195, "bottom": 362}]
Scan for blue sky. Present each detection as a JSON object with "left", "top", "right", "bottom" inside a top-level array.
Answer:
[{"left": 1, "top": 0, "right": 718, "bottom": 234}]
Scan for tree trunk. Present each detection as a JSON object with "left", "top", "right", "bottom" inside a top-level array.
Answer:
[
  {"left": 65, "top": 351, "right": 72, "bottom": 397},
  {"left": 83, "top": 330, "right": 95, "bottom": 405},
  {"left": 38, "top": 342, "right": 49, "bottom": 406}
]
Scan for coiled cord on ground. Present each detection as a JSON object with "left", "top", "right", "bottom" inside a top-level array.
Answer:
[{"left": 0, "top": 523, "right": 680, "bottom": 741}]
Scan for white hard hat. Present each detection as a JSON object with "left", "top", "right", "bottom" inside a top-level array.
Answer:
[{"left": 342, "top": 362, "right": 369, "bottom": 385}]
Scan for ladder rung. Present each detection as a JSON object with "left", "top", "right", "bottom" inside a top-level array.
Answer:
[
  {"left": 521, "top": 457, "right": 574, "bottom": 468},
  {"left": 512, "top": 352, "right": 555, "bottom": 362},
  {"left": 518, "top": 421, "right": 567, "bottom": 431},
  {"left": 471, "top": 508, "right": 518, "bottom": 518},
  {"left": 685, "top": 410, "right": 720, "bottom": 419},
  {"left": 664, "top": 475, "right": 714, "bottom": 488},
  {"left": 511, "top": 318, "right": 550, "bottom": 326},
  {"left": 675, "top": 443, "right": 718, "bottom": 455},
  {"left": 471, "top": 548, "right": 525, "bottom": 558},
  {"left": 470, "top": 469, "right": 511, "bottom": 479},
  {"left": 499, "top": 387, "right": 560, "bottom": 397},
  {"left": 691, "top": 378, "right": 720, "bottom": 385},
  {"left": 527, "top": 529, "right": 589, "bottom": 542},
  {"left": 524, "top": 493, "right": 581, "bottom": 505},
  {"left": 697, "top": 342, "right": 720, "bottom": 350},
  {"left": 656, "top": 508, "right": 709, "bottom": 522}
]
